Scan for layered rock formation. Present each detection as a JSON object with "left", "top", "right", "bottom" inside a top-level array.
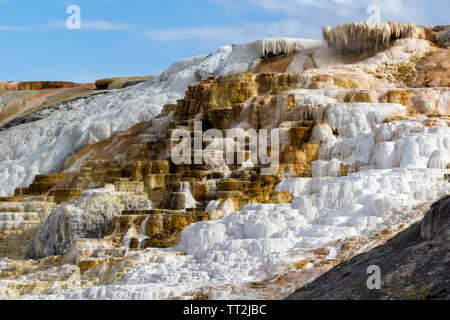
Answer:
[
  {"left": 0, "top": 76, "right": 155, "bottom": 131},
  {"left": 0, "top": 81, "right": 80, "bottom": 91},
  {"left": 0, "top": 22, "right": 448, "bottom": 300},
  {"left": 28, "top": 185, "right": 150, "bottom": 259},
  {"left": 0, "top": 83, "right": 96, "bottom": 129},
  {"left": 0, "top": 200, "right": 55, "bottom": 260},
  {"left": 0, "top": 38, "right": 322, "bottom": 198}
]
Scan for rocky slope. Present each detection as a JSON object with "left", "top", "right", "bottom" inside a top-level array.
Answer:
[
  {"left": 0, "top": 82, "right": 96, "bottom": 129},
  {"left": 0, "top": 22, "right": 448, "bottom": 300},
  {"left": 0, "top": 38, "right": 321, "bottom": 197},
  {"left": 288, "top": 195, "right": 450, "bottom": 300}
]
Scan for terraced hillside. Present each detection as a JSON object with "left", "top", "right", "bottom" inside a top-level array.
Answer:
[{"left": 0, "top": 22, "right": 448, "bottom": 300}]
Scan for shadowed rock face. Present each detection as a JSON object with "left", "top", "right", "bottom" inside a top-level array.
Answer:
[
  {"left": 94, "top": 77, "right": 151, "bottom": 90},
  {"left": 437, "top": 27, "right": 450, "bottom": 47},
  {"left": 287, "top": 196, "right": 450, "bottom": 300}
]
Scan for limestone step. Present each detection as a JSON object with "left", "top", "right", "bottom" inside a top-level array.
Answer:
[
  {"left": 121, "top": 209, "right": 178, "bottom": 217},
  {"left": 48, "top": 188, "right": 82, "bottom": 204},
  {"left": 0, "top": 212, "right": 40, "bottom": 222},
  {"left": 13, "top": 187, "right": 31, "bottom": 196},
  {"left": 0, "top": 220, "right": 41, "bottom": 231},
  {"left": 114, "top": 181, "right": 145, "bottom": 193},
  {"left": 0, "top": 196, "right": 31, "bottom": 202},
  {"left": 19, "top": 196, "right": 56, "bottom": 203},
  {"left": 64, "top": 239, "right": 126, "bottom": 264},
  {"left": 0, "top": 201, "right": 56, "bottom": 221},
  {"left": 30, "top": 173, "right": 70, "bottom": 194},
  {"left": 122, "top": 209, "right": 160, "bottom": 216},
  {"left": 0, "top": 203, "right": 38, "bottom": 212}
]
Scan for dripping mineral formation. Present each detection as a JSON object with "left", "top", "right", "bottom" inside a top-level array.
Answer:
[{"left": 0, "top": 22, "right": 449, "bottom": 300}]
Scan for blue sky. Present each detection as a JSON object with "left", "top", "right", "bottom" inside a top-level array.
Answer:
[{"left": 0, "top": 0, "right": 448, "bottom": 82}]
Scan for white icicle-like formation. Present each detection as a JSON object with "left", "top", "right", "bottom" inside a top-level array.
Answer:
[
  {"left": 323, "top": 22, "right": 427, "bottom": 56},
  {"left": 248, "top": 38, "right": 323, "bottom": 58},
  {"left": 181, "top": 182, "right": 198, "bottom": 210}
]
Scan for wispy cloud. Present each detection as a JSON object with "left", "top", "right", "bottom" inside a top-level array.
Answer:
[
  {"left": 82, "top": 21, "right": 136, "bottom": 31},
  {"left": 0, "top": 25, "right": 30, "bottom": 31},
  {"left": 224, "top": 0, "right": 447, "bottom": 27},
  {"left": 142, "top": 19, "right": 318, "bottom": 44},
  {"left": 216, "top": 0, "right": 354, "bottom": 13},
  {"left": 47, "top": 19, "right": 136, "bottom": 31},
  {"left": 248, "top": 0, "right": 353, "bottom": 10},
  {"left": 217, "top": 0, "right": 415, "bottom": 21},
  {"left": 0, "top": 20, "right": 136, "bottom": 32}
]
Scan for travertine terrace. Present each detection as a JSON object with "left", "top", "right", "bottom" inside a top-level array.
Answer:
[{"left": 0, "top": 22, "right": 449, "bottom": 300}]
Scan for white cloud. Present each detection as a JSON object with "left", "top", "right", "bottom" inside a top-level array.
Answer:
[
  {"left": 80, "top": 21, "right": 136, "bottom": 31},
  {"left": 246, "top": 0, "right": 353, "bottom": 11},
  {"left": 142, "top": 19, "right": 318, "bottom": 43},
  {"left": 47, "top": 19, "right": 135, "bottom": 31},
  {"left": 0, "top": 20, "right": 136, "bottom": 32},
  {"left": 219, "top": 0, "right": 413, "bottom": 20},
  {"left": 370, "top": 0, "right": 404, "bottom": 17},
  {"left": 0, "top": 25, "right": 30, "bottom": 31}
]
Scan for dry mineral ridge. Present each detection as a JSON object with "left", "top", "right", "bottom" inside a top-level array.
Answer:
[{"left": 0, "top": 22, "right": 449, "bottom": 300}]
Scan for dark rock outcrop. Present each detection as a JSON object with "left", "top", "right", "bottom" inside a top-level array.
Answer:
[
  {"left": 438, "top": 28, "right": 450, "bottom": 47},
  {"left": 95, "top": 77, "right": 150, "bottom": 90},
  {"left": 288, "top": 196, "right": 450, "bottom": 300}
]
